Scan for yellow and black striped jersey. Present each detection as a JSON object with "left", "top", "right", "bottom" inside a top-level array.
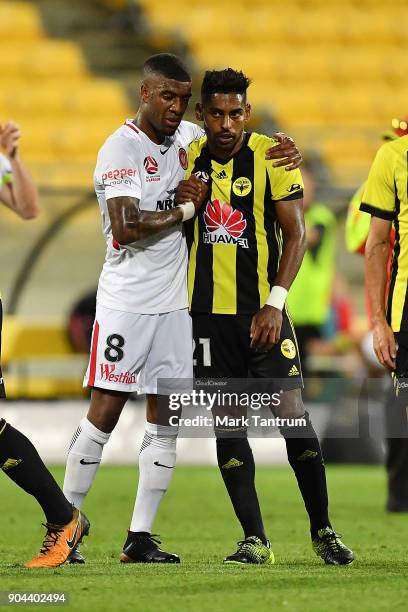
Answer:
[
  {"left": 186, "top": 132, "right": 303, "bottom": 314},
  {"left": 361, "top": 135, "right": 408, "bottom": 332}
]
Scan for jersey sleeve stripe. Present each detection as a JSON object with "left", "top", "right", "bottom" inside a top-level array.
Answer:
[
  {"left": 124, "top": 122, "right": 139, "bottom": 134},
  {"left": 276, "top": 190, "right": 304, "bottom": 202},
  {"left": 360, "top": 203, "right": 395, "bottom": 220},
  {"left": 88, "top": 320, "right": 100, "bottom": 386}
]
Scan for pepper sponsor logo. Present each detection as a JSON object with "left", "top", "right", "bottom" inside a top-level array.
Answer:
[
  {"left": 102, "top": 168, "right": 137, "bottom": 181},
  {"left": 99, "top": 363, "right": 137, "bottom": 385},
  {"left": 203, "top": 199, "right": 248, "bottom": 248}
]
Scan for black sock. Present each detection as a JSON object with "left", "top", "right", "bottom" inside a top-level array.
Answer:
[
  {"left": 0, "top": 419, "right": 73, "bottom": 525},
  {"left": 280, "top": 412, "right": 330, "bottom": 539},
  {"left": 216, "top": 436, "right": 267, "bottom": 544}
]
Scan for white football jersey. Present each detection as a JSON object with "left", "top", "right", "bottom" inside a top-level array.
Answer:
[{"left": 94, "top": 119, "right": 203, "bottom": 314}]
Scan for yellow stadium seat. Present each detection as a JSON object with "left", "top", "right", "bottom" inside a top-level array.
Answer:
[
  {"left": 0, "top": 1, "right": 43, "bottom": 40},
  {"left": 2, "top": 317, "right": 87, "bottom": 399},
  {"left": 0, "top": 41, "right": 88, "bottom": 79},
  {"left": 2, "top": 317, "right": 73, "bottom": 365},
  {"left": 0, "top": 1, "right": 133, "bottom": 190},
  {"left": 139, "top": 0, "right": 408, "bottom": 186}
]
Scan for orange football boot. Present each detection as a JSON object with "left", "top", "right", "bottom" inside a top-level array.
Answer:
[{"left": 25, "top": 508, "right": 90, "bottom": 568}]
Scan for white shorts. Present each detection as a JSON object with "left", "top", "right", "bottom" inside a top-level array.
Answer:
[{"left": 83, "top": 304, "right": 193, "bottom": 394}]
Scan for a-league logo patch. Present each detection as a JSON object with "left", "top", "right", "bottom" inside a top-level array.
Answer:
[
  {"left": 144, "top": 156, "right": 158, "bottom": 175},
  {"left": 281, "top": 339, "right": 297, "bottom": 359}
]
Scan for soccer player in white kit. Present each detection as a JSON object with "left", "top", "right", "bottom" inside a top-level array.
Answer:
[{"left": 62, "top": 53, "right": 303, "bottom": 563}]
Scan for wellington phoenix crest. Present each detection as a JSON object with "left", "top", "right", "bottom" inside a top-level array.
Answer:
[{"left": 203, "top": 199, "right": 248, "bottom": 247}]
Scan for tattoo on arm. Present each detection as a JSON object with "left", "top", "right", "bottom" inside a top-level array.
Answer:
[
  {"left": 366, "top": 239, "right": 388, "bottom": 260},
  {"left": 107, "top": 196, "right": 183, "bottom": 244}
]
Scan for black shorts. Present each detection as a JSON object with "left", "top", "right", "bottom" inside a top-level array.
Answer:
[
  {"left": 393, "top": 332, "right": 408, "bottom": 399},
  {"left": 0, "top": 300, "right": 5, "bottom": 399},
  {"left": 192, "top": 312, "right": 303, "bottom": 391}
]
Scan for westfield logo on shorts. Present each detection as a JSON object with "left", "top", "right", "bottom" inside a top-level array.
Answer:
[
  {"left": 203, "top": 199, "right": 248, "bottom": 247},
  {"left": 100, "top": 363, "right": 137, "bottom": 384}
]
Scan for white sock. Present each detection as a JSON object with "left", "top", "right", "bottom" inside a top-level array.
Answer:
[
  {"left": 130, "top": 422, "right": 178, "bottom": 533},
  {"left": 63, "top": 417, "right": 110, "bottom": 508}
]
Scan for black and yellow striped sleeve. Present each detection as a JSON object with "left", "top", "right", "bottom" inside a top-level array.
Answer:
[
  {"left": 360, "top": 143, "right": 396, "bottom": 221},
  {"left": 266, "top": 163, "right": 304, "bottom": 202}
]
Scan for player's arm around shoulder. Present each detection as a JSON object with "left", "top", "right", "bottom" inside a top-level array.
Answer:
[{"left": 264, "top": 132, "right": 303, "bottom": 170}]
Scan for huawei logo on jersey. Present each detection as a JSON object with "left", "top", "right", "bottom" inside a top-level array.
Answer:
[
  {"left": 203, "top": 199, "right": 248, "bottom": 248},
  {"left": 144, "top": 156, "right": 158, "bottom": 175}
]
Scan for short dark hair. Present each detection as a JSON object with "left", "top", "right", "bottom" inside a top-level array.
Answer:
[
  {"left": 201, "top": 68, "right": 251, "bottom": 103},
  {"left": 143, "top": 53, "right": 191, "bottom": 82}
]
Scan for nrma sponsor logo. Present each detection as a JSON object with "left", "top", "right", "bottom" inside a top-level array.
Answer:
[{"left": 203, "top": 199, "right": 248, "bottom": 248}]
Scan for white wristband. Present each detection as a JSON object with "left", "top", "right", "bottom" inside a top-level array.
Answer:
[
  {"left": 266, "top": 286, "right": 288, "bottom": 310},
  {"left": 177, "top": 201, "right": 196, "bottom": 222}
]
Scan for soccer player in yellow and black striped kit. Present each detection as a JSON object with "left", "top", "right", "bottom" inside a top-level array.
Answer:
[
  {"left": 363, "top": 134, "right": 408, "bottom": 452},
  {"left": 179, "top": 69, "right": 353, "bottom": 565}
]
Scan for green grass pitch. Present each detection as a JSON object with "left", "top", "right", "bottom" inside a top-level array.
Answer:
[{"left": 1, "top": 465, "right": 408, "bottom": 611}]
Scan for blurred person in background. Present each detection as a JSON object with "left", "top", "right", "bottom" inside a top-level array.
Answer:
[
  {"left": 0, "top": 121, "right": 89, "bottom": 567},
  {"left": 286, "top": 160, "right": 336, "bottom": 377},
  {"left": 347, "top": 118, "right": 408, "bottom": 511}
]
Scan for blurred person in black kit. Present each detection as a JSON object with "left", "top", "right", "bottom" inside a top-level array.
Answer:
[{"left": 0, "top": 120, "right": 89, "bottom": 568}]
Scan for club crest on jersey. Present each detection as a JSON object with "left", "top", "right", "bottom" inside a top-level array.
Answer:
[
  {"left": 232, "top": 177, "right": 252, "bottom": 197},
  {"left": 281, "top": 339, "right": 297, "bottom": 359},
  {"left": 179, "top": 148, "right": 188, "bottom": 170},
  {"left": 144, "top": 156, "right": 160, "bottom": 182},
  {"left": 203, "top": 199, "right": 248, "bottom": 248}
]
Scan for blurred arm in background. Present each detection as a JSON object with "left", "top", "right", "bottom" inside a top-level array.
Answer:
[{"left": 0, "top": 121, "right": 39, "bottom": 219}]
